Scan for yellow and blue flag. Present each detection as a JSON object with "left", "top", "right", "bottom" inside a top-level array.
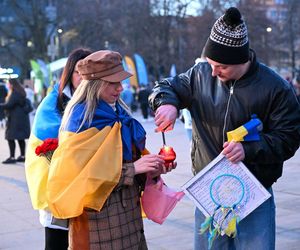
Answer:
[
  {"left": 47, "top": 101, "right": 146, "bottom": 219},
  {"left": 25, "top": 84, "right": 62, "bottom": 209}
]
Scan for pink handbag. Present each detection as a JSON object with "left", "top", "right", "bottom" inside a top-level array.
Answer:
[{"left": 141, "top": 175, "right": 185, "bottom": 224}]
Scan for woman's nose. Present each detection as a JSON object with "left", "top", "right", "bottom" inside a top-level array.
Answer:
[{"left": 116, "top": 82, "right": 123, "bottom": 91}]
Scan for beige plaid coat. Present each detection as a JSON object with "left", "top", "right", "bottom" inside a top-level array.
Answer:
[{"left": 69, "top": 162, "right": 148, "bottom": 250}]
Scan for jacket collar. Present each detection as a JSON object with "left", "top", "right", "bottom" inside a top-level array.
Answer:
[
  {"left": 239, "top": 49, "right": 259, "bottom": 81},
  {"left": 62, "top": 84, "right": 72, "bottom": 99}
]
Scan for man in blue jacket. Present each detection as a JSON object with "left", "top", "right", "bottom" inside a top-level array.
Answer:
[{"left": 149, "top": 7, "right": 300, "bottom": 250}]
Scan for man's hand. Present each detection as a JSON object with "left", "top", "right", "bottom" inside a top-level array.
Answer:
[
  {"left": 154, "top": 105, "right": 178, "bottom": 132},
  {"left": 222, "top": 141, "right": 245, "bottom": 163}
]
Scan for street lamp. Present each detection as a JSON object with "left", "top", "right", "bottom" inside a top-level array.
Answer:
[
  {"left": 57, "top": 28, "right": 64, "bottom": 58},
  {"left": 27, "top": 41, "right": 33, "bottom": 47},
  {"left": 104, "top": 41, "right": 110, "bottom": 49},
  {"left": 266, "top": 27, "right": 272, "bottom": 33},
  {"left": 264, "top": 27, "right": 273, "bottom": 65}
]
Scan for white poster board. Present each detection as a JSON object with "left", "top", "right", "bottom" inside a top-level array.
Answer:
[{"left": 182, "top": 154, "right": 271, "bottom": 232}]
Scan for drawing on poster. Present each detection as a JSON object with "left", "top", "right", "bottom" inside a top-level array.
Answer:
[{"left": 182, "top": 153, "right": 271, "bottom": 233}]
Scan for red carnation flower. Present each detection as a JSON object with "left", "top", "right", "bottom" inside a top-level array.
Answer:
[{"left": 35, "top": 138, "right": 58, "bottom": 162}]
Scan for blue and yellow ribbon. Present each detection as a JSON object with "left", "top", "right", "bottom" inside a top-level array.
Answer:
[{"left": 227, "top": 114, "right": 262, "bottom": 142}]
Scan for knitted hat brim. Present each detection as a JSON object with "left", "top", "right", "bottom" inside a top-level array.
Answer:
[{"left": 203, "top": 38, "right": 249, "bottom": 65}]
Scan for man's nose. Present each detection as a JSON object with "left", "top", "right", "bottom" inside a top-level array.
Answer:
[{"left": 211, "top": 66, "right": 218, "bottom": 77}]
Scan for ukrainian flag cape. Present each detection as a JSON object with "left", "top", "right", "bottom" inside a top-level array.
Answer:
[
  {"left": 47, "top": 100, "right": 146, "bottom": 219},
  {"left": 25, "top": 84, "right": 62, "bottom": 209}
]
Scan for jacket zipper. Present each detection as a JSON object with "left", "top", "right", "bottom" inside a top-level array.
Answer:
[{"left": 222, "top": 80, "right": 236, "bottom": 144}]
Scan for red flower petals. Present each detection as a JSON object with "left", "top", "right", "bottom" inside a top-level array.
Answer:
[{"left": 35, "top": 138, "right": 58, "bottom": 158}]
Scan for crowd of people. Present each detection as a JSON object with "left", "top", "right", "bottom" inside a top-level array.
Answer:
[{"left": 1, "top": 6, "right": 300, "bottom": 250}]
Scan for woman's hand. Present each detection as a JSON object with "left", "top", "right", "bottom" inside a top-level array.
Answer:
[
  {"left": 149, "top": 161, "right": 177, "bottom": 178},
  {"left": 134, "top": 154, "right": 165, "bottom": 175}
]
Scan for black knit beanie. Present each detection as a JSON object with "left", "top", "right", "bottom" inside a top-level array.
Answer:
[{"left": 203, "top": 7, "right": 249, "bottom": 65}]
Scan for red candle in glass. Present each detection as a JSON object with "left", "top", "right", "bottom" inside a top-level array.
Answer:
[{"left": 159, "top": 145, "right": 176, "bottom": 166}]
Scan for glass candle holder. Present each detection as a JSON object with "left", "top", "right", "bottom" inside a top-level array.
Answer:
[{"left": 159, "top": 145, "right": 176, "bottom": 166}]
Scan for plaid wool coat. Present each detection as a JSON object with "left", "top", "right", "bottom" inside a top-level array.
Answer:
[{"left": 69, "top": 162, "right": 148, "bottom": 250}]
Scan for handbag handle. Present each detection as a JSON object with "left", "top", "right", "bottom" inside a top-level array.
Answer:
[{"left": 146, "top": 174, "right": 163, "bottom": 190}]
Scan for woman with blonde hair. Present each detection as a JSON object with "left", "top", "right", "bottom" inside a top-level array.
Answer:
[{"left": 47, "top": 50, "right": 174, "bottom": 249}]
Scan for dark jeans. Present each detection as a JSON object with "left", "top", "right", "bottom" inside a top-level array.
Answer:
[{"left": 45, "top": 227, "right": 68, "bottom": 250}]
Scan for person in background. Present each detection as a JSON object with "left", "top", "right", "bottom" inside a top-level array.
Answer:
[
  {"left": 24, "top": 84, "right": 35, "bottom": 125},
  {"left": 24, "top": 84, "right": 35, "bottom": 106},
  {"left": 47, "top": 50, "right": 174, "bottom": 249},
  {"left": 149, "top": 7, "right": 300, "bottom": 250},
  {"left": 0, "top": 80, "right": 8, "bottom": 128},
  {"left": 181, "top": 108, "right": 192, "bottom": 142},
  {"left": 131, "top": 85, "right": 139, "bottom": 112},
  {"left": 120, "top": 83, "right": 134, "bottom": 112},
  {"left": 25, "top": 48, "right": 92, "bottom": 250},
  {"left": 0, "top": 79, "right": 30, "bottom": 164},
  {"left": 138, "top": 85, "right": 151, "bottom": 122}
]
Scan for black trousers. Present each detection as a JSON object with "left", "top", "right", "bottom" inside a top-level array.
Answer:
[
  {"left": 45, "top": 227, "right": 68, "bottom": 250},
  {"left": 8, "top": 139, "right": 25, "bottom": 158},
  {"left": 140, "top": 103, "right": 149, "bottom": 119}
]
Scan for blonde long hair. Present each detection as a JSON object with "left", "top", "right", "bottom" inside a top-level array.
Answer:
[{"left": 60, "top": 79, "right": 131, "bottom": 132}]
